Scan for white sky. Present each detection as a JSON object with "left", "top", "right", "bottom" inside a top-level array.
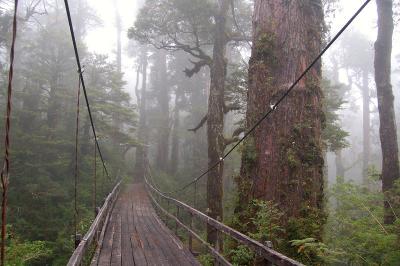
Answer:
[{"left": 85, "top": 0, "right": 139, "bottom": 98}]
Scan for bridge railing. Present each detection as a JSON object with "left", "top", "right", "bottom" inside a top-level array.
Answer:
[
  {"left": 67, "top": 180, "right": 122, "bottom": 266},
  {"left": 144, "top": 176, "right": 303, "bottom": 266}
]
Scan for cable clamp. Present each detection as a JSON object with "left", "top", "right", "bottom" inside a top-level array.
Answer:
[{"left": 77, "top": 65, "right": 85, "bottom": 74}]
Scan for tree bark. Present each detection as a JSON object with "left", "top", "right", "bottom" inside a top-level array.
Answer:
[
  {"left": 374, "top": 0, "right": 399, "bottom": 225},
  {"left": 239, "top": 0, "right": 325, "bottom": 243},
  {"left": 206, "top": 0, "right": 230, "bottom": 249},
  {"left": 134, "top": 48, "right": 148, "bottom": 181}
]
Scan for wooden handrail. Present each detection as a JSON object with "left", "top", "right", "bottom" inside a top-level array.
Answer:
[
  {"left": 67, "top": 180, "right": 122, "bottom": 266},
  {"left": 145, "top": 177, "right": 303, "bottom": 266},
  {"left": 148, "top": 192, "right": 232, "bottom": 266}
]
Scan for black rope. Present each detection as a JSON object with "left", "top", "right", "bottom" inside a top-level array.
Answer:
[
  {"left": 169, "top": 0, "right": 372, "bottom": 194},
  {"left": 0, "top": 1, "right": 18, "bottom": 264},
  {"left": 93, "top": 140, "right": 97, "bottom": 217},
  {"left": 63, "top": 0, "right": 110, "bottom": 180},
  {"left": 74, "top": 76, "right": 81, "bottom": 244}
]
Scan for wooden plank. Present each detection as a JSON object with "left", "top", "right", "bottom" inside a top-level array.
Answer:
[
  {"left": 134, "top": 190, "right": 162, "bottom": 266},
  {"left": 127, "top": 198, "right": 147, "bottom": 266},
  {"left": 121, "top": 192, "right": 135, "bottom": 266},
  {"left": 91, "top": 183, "right": 200, "bottom": 266},
  {"left": 110, "top": 213, "right": 122, "bottom": 266},
  {"left": 140, "top": 202, "right": 172, "bottom": 265}
]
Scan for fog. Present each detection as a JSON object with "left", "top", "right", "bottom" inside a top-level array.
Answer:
[{"left": 0, "top": 0, "right": 399, "bottom": 264}]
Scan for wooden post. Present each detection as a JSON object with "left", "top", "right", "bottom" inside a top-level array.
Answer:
[
  {"left": 193, "top": 181, "right": 197, "bottom": 208},
  {"left": 189, "top": 212, "right": 193, "bottom": 253},
  {"left": 166, "top": 200, "right": 170, "bottom": 225},
  {"left": 175, "top": 205, "right": 180, "bottom": 236},
  {"left": 74, "top": 234, "right": 82, "bottom": 248}
]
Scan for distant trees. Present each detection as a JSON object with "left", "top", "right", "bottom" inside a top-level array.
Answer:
[
  {"left": 129, "top": 0, "right": 250, "bottom": 247},
  {"left": 340, "top": 31, "right": 375, "bottom": 183}
]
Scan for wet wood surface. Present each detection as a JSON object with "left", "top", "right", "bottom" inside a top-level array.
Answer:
[{"left": 92, "top": 183, "right": 200, "bottom": 266}]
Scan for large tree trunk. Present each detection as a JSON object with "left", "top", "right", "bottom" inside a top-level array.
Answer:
[
  {"left": 155, "top": 51, "right": 170, "bottom": 172},
  {"left": 374, "top": 0, "right": 399, "bottom": 225},
  {"left": 134, "top": 48, "right": 148, "bottom": 181},
  {"left": 362, "top": 70, "right": 371, "bottom": 183},
  {"left": 206, "top": 0, "right": 229, "bottom": 249},
  {"left": 239, "top": 0, "right": 325, "bottom": 244}
]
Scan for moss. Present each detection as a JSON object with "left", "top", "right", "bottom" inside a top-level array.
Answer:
[
  {"left": 287, "top": 148, "right": 300, "bottom": 168},
  {"left": 254, "top": 33, "right": 278, "bottom": 66},
  {"left": 241, "top": 137, "right": 257, "bottom": 172}
]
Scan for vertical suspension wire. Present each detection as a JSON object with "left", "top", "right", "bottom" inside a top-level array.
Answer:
[
  {"left": 93, "top": 140, "right": 97, "bottom": 217},
  {"left": 101, "top": 164, "right": 105, "bottom": 199},
  {"left": 74, "top": 75, "right": 82, "bottom": 246},
  {"left": 0, "top": 1, "right": 18, "bottom": 265}
]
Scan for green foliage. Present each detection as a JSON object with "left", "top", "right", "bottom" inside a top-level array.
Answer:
[
  {"left": 321, "top": 78, "right": 349, "bottom": 152},
  {"left": 248, "top": 200, "right": 285, "bottom": 245},
  {"left": 323, "top": 177, "right": 400, "bottom": 265},
  {"left": 254, "top": 33, "right": 278, "bottom": 66},
  {"left": 198, "top": 253, "right": 214, "bottom": 266},
  {"left": 5, "top": 238, "right": 52, "bottom": 266},
  {"left": 240, "top": 137, "right": 257, "bottom": 172},
  {"left": 290, "top": 238, "right": 343, "bottom": 265},
  {"left": 229, "top": 245, "right": 254, "bottom": 266}
]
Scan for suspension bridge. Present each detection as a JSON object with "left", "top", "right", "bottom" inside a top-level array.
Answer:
[
  {"left": 68, "top": 171, "right": 303, "bottom": 266},
  {"left": 0, "top": 0, "right": 372, "bottom": 265}
]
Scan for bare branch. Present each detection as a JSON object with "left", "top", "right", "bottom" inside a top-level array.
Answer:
[
  {"left": 229, "top": 0, "right": 251, "bottom": 46},
  {"left": 188, "top": 114, "right": 208, "bottom": 133},
  {"left": 232, "top": 127, "right": 246, "bottom": 137},
  {"left": 224, "top": 103, "right": 241, "bottom": 113},
  {"left": 224, "top": 136, "right": 239, "bottom": 148},
  {"left": 184, "top": 59, "right": 211, "bottom": 77}
]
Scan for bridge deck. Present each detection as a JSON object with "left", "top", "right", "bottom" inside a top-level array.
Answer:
[{"left": 92, "top": 183, "right": 200, "bottom": 266}]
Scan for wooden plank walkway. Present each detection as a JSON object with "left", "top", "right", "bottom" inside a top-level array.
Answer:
[{"left": 92, "top": 183, "right": 200, "bottom": 266}]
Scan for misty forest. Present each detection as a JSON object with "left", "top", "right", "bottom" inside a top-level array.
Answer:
[{"left": 0, "top": 0, "right": 400, "bottom": 265}]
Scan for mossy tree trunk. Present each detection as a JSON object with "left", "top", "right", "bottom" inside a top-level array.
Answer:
[
  {"left": 374, "top": 0, "right": 399, "bottom": 225},
  {"left": 239, "top": 0, "right": 326, "bottom": 246}
]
